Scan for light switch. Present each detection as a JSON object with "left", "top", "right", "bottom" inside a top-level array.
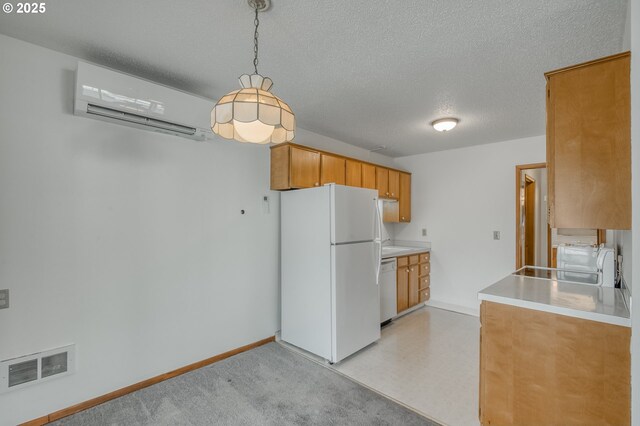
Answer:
[{"left": 493, "top": 231, "right": 500, "bottom": 240}]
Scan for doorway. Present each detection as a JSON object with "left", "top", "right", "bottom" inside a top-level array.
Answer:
[{"left": 515, "top": 163, "right": 550, "bottom": 269}]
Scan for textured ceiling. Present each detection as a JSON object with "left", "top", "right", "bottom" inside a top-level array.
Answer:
[{"left": 0, "top": 0, "right": 628, "bottom": 156}]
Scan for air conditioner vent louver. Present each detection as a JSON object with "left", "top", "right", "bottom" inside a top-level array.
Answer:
[
  {"left": 74, "top": 61, "right": 215, "bottom": 141},
  {"left": 86, "top": 104, "right": 197, "bottom": 136}
]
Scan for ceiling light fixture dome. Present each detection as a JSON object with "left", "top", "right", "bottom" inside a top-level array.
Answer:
[
  {"left": 431, "top": 118, "right": 459, "bottom": 132},
  {"left": 211, "top": 0, "right": 295, "bottom": 144}
]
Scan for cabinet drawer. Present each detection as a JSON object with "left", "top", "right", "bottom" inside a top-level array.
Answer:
[
  {"left": 419, "top": 263, "right": 430, "bottom": 276},
  {"left": 419, "top": 276, "right": 430, "bottom": 290},
  {"left": 409, "top": 255, "right": 419, "bottom": 265},
  {"left": 419, "top": 252, "right": 430, "bottom": 264},
  {"left": 397, "top": 256, "right": 408, "bottom": 267},
  {"left": 419, "top": 288, "right": 430, "bottom": 303}
]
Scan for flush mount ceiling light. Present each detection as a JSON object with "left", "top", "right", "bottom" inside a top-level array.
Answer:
[
  {"left": 431, "top": 118, "right": 459, "bottom": 132},
  {"left": 211, "top": 0, "right": 295, "bottom": 144}
]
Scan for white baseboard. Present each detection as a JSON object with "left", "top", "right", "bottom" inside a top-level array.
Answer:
[{"left": 425, "top": 299, "right": 480, "bottom": 317}]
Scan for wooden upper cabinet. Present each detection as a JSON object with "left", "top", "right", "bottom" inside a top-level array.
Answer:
[
  {"left": 320, "top": 154, "right": 345, "bottom": 185},
  {"left": 546, "top": 52, "right": 631, "bottom": 229},
  {"left": 388, "top": 170, "right": 399, "bottom": 199},
  {"left": 345, "top": 159, "right": 362, "bottom": 187},
  {"left": 290, "top": 146, "right": 320, "bottom": 188},
  {"left": 376, "top": 167, "right": 389, "bottom": 198},
  {"left": 362, "top": 163, "right": 377, "bottom": 189},
  {"left": 399, "top": 172, "right": 411, "bottom": 222},
  {"left": 270, "top": 143, "right": 411, "bottom": 223}
]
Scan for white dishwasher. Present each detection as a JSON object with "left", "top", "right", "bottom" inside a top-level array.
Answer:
[{"left": 380, "top": 258, "right": 397, "bottom": 325}]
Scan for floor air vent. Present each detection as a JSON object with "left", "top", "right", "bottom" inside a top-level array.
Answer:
[{"left": 1, "top": 344, "right": 75, "bottom": 393}]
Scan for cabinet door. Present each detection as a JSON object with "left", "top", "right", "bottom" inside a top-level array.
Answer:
[
  {"left": 408, "top": 264, "right": 419, "bottom": 307},
  {"left": 290, "top": 146, "right": 321, "bottom": 188},
  {"left": 399, "top": 172, "right": 411, "bottom": 222},
  {"left": 547, "top": 53, "right": 631, "bottom": 229},
  {"left": 320, "top": 154, "right": 346, "bottom": 185},
  {"left": 376, "top": 167, "right": 389, "bottom": 198},
  {"left": 396, "top": 262, "right": 409, "bottom": 313},
  {"left": 362, "top": 164, "right": 376, "bottom": 189},
  {"left": 388, "top": 170, "right": 400, "bottom": 199},
  {"left": 345, "top": 159, "right": 362, "bottom": 187}
]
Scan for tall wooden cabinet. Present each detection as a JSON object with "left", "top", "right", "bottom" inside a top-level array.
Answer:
[{"left": 545, "top": 52, "right": 631, "bottom": 229}]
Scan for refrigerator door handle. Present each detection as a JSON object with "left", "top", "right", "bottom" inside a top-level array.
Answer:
[{"left": 374, "top": 199, "right": 382, "bottom": 285}]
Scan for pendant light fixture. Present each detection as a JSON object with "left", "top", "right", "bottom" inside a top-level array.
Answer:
[{"left": 211, "top": 0, "right": 295, "bottom": 144}]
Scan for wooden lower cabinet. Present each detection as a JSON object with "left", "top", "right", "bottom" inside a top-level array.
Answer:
[
  {"left": 408, "top": 265, "right": 419, "bottom": 306},
  {"left": 479, "top": 301, "right": 630, "bottom": 426},
  {"left": 396, "top": 263, "right": 409, "bottom": 312},
  {"left": 396, "top": 252, "right": 430, "bottom": 313}
]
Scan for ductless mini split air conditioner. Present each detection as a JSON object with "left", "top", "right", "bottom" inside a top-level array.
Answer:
[{"left": 74, "top": 61, "right": 216, "bottom": 141}]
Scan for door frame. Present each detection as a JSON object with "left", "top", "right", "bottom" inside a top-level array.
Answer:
[{"left": 515, "top": 162, "right": 547, "bottom": 269}]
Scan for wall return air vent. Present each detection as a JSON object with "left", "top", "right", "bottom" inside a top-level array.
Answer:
[{"left": 0, "top": 344, "right": 75, "bottom": 393}]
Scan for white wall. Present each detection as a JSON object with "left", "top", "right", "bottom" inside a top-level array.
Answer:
[
  {"left": 0, "top": 34, "right": 395, "bottom": 425},
  {"left": 294, "top": 128, "right": 397, "bottom": 168},
  {"left": 630, "top": 0, "right": 639, "bottom": 424},
  {"left": 393, "top": 135, "right": 546, "bottom": 315}
]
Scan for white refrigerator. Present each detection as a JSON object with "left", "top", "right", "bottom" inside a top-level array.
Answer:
[{"left": 281, "top": 184, "right": 382, "bottom": 363}]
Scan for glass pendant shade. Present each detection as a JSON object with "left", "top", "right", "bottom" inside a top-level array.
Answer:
[{"left": 211, "top": 74, "right": 295, "bottom": 144}]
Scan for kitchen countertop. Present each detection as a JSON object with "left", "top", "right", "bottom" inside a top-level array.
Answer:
[
  {"left": 381, "top": 244, "right": 430, "bottom": 259},
  {"left": 478, "top": 274, "right": 631, "bottom": 327}
]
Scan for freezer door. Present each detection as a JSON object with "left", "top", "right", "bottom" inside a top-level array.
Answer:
[
  {"left": 331, "top": 185, "right": 378, "bottom": 244},
  {"left": 331, "top": 241, "right": 381, "bottom": 363}
]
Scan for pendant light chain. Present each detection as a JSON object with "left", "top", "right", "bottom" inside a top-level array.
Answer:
[{"left": 253, "top": 6, "right": 260, "bottom": 74}]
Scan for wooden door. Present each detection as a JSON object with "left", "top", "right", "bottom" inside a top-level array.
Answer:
[
  {"left": 362, "top": 164, "right": 376, "bottom": 189},
  {"left": 408, "top": 263, "right": 419, "bottom": 308},
  {"left": 524, "top": 176, "right": 536, "bottom": 266},
  {"left": 396, "top": 260, "right": 409, "bottom": 313},
  {"left": 388, "top": 170, "right": 399, "bottom": 199},
  {"left": 345, "top": 159, "right": 362, "bottom": 187},
  {"left": 399, "top": 172, "right": 411, "bottom": 222},
  {"left": 547, "top": 53, "right": 631, "bottom": 229},
  {"left": 376, "top": 167, "right": 389, "bottom": 198},
  {"left": 320, "top": 154, "right": 345, "bottom": 185},
  {"left": 290, "top": 146, "right": 320, "bottom": 188}
]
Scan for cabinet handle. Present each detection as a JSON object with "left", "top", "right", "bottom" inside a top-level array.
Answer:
[
  {"left": 315, "top": 182, "right": 319, "bottom": 186},
  {"left": 401, "top": 216, "right": 405, "bottom": 220},
  {"left": 410, "top": 268, "right": 414, "bottom": 271},
  {"left": 406, "top": 269, "right": 409, "bottom": 273},
  {"left": 386, "top": 192, "right": 389, "bottom": 196},
  {"left": 391, "top": 193, "right": 395, "bottom": 196}
]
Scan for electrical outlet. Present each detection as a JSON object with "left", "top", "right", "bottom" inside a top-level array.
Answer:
[
  {"left": 493, "top": 231, "right": 500, "bottom": 240},
  {"left": 421, "top": 228, "right": 427, "bottom": 237},
  {"left": 0, "top": 289, "right": 8, "bottom": 309}
]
